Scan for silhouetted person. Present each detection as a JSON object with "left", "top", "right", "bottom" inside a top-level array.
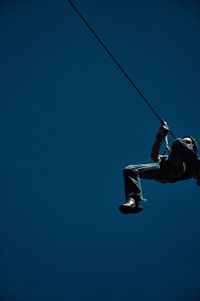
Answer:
[{"left": 119, "top": 122, "right": 200, "bottom": 214}]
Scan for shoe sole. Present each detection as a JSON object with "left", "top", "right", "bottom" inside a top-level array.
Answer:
[{"left": 119, "top": 204, "right": 143, "bottom": 214}]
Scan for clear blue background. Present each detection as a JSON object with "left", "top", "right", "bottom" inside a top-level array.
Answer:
[{"left": 1, "top": 0, "right": 200, "bottom": 300}]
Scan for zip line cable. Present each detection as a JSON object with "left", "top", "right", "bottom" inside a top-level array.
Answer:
[{"left": 66, "top": 0, "right": 176, "bottom": 139}]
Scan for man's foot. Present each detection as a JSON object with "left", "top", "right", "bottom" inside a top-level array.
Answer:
[{"left": 119, "top": 197, "right": 143, "bottom": 214}]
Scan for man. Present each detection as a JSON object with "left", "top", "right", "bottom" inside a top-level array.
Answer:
[{"left": 119, "top": 122, "right": 200, "bottom": 214}]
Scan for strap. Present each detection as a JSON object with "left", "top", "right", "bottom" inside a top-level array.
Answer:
[{"left": 164, "top": 135, "right": 171, "bottom": 153}]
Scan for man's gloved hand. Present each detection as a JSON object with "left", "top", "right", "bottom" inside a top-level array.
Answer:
[{"left": 156, "top": 121, "right": 169, "bottom": 140}]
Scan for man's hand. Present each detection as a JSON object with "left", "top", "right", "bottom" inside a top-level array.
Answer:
[{"left": 156, "top": 121, "right": 169, "bottom": 140}]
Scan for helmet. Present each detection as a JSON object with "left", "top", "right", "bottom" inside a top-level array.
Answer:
[{"left": 182, "top": 136, "right": 198, "bottom": 153}]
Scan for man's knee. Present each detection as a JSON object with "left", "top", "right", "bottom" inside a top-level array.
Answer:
[{"left": 123, "top": 165, "right": 139, "bottom": 177}]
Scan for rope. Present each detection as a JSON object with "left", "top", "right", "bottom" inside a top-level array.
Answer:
[{"left": 65, "top": 0, "right": 176, "bottom": 140}]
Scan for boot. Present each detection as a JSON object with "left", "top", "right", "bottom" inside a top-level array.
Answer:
[{"left": 119, "top": 196, "right": 143, "bottom": 214}]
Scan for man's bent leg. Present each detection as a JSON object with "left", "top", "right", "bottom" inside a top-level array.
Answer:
[
  {"left": 123, "top": 163, "right": 160, "bottom": 200},
  {"left": 119, "top": 163, "right": 160, "bottom": 214}
]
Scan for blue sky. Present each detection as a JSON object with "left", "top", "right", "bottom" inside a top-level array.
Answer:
[{"left": 1, "top": 0, "right": 200, "bottom": 300}]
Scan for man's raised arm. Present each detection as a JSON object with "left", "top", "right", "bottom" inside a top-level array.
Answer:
[{"left": 151, "top": 122, "right": 169, "bottom": 162}]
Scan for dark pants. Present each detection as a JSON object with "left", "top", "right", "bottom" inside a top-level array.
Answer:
[{"left": 123, "top": 138, "right": 200, "bottom": 200}]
